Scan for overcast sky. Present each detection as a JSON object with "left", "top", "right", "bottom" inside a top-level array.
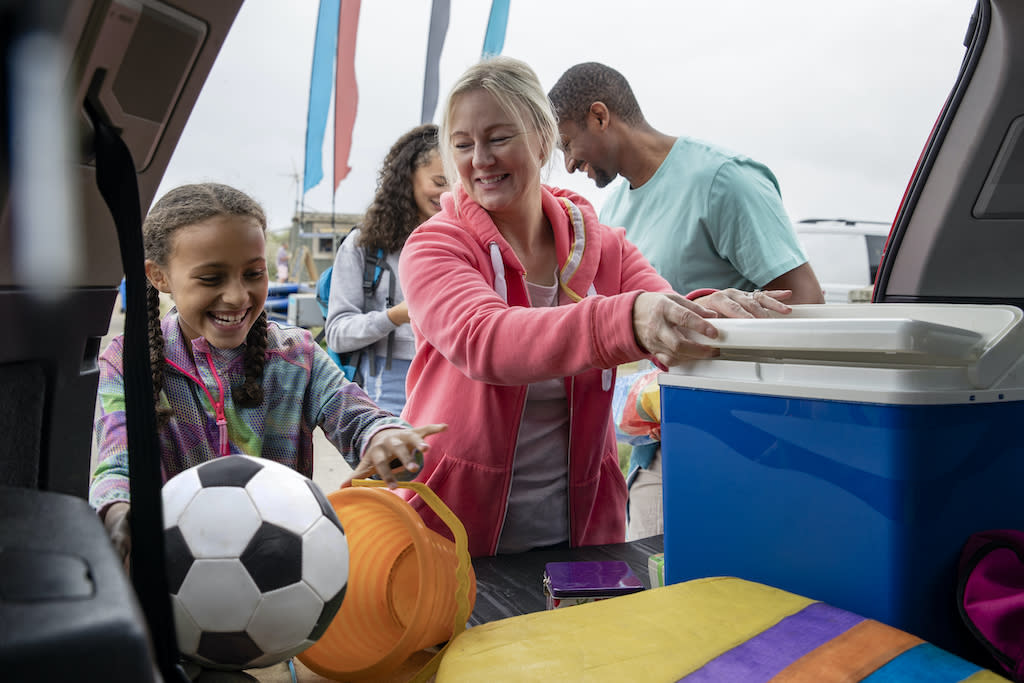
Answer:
[{"left": 154, "top": 0, "right": 975, "bottom": 232}]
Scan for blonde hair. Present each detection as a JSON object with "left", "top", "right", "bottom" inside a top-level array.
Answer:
[{"left": 438, "top": 56, "right": 559, "bottom": 193}]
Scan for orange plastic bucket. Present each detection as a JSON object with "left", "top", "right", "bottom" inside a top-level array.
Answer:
[{"left": 298, "top": 480, "right": 476, "bottom": 682}]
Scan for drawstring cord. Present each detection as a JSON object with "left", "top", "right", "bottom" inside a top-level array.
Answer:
[
  {"left": 489, "top": 242, "right": 508, "bottom": 303},
  {"left": 164, "top": 355, "right": 230, "bottom": 456},
  {"left": 587, "top": 283, "right": 613, "bottom": 391},
  {"left": 490, "top": 232, "right": 612, "bottom": 391}
]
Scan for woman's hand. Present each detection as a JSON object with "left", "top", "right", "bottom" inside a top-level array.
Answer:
[
  {"left": 632, "top": 292, "right": 721, "bottom": 366},
  {"left": 631, "top": 289, "right": 793, "bottom": 366},
  {"left": 694, "top": 288, "right": 793, "bottom": 318},
  {"left": 344, "top": 423, "right": 447, "bottom": 488},
  {"left": 103, "top": 501, "right": 131, "bottom": 571},
  {"left": 386, "top": 301, "right": 410, "bottom": 326}
]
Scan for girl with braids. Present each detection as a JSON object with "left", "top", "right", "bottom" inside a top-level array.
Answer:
[
  {"left": 90, "top": 183, "right": 445, "bottom": 562},
  {"left": 324, "top": 123, "right": 447, "bottom": 414}
]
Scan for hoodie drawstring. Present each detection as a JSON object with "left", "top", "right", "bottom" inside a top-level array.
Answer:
[
  {"left": 490, "top": 239, "right": 611, "bottom": 392},
  {"left": 489, "top": 242, "right": 508, "bottom": 303},
  {"left": 587, "top": 284, "right": 613, "bottom": 391}
]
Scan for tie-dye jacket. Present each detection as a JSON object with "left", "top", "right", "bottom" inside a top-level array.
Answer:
[{"left": 89, "top": 311, "right": 407, "bottom": 514}]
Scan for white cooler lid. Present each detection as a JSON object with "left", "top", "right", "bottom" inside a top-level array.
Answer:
[{"left": 661, "top": 303, "right": 1024, "bottom": 403}]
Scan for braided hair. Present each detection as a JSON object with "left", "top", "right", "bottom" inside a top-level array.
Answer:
[
  {"left": 143, "top": 183, "right": 268, "bottom": 425},
  {"left": 358, "top": 123, "right": 440, "bottom": 253}
]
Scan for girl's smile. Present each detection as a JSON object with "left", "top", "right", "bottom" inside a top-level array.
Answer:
[{"left": 209, "top": 308, "right": 251, "bottom": 328}]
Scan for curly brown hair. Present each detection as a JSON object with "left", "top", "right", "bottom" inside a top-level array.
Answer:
[
  {"left": 357, "top": 124, "right": 441, "bottom": 252},
  {"left": 143, "top": 183, "right": 269, "bottom": 425}
]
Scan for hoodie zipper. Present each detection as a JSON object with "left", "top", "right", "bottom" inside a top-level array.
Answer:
[
  {"left": 493, "top": 386, "right": 529, "bottom": 554},
  {"left": 165, "top": 354, "right": 230, "bottom": 457},
  {"left": 566, "top": 375, "right": 575, "bottom": 544}
]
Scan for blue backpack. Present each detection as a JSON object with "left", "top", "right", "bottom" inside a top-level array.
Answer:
[{"left": 315, "top": 238, "right": 392, "bottom": 385}]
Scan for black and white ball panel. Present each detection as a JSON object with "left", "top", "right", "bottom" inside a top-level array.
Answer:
[{"left": 162, "top": 454, "right": 349, "bottom": 670}]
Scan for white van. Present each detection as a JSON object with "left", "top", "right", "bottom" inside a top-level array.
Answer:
[{"left": 794, "top": 218, "right": 891, "bottom": 303}]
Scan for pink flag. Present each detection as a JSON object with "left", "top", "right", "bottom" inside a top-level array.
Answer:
[{"left": 333, "top": 0, "right": 360, "bottom": 188}]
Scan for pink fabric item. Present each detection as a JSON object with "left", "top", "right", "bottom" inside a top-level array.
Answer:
[
  {"left": 332, "top": 0, "right": 360, "bottom": 186},
  {"left": 398, "top": 184, "right": 671, "bottom": 557},
  {"left": 958, "top": 529, "right": 1024, "bottom": 681}
]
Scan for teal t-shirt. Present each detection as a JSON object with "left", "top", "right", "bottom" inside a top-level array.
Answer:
[{"left": 600, "top": 136, "right": 807, "bottom": 294}]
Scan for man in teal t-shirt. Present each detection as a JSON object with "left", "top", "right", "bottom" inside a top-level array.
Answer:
[
  {"left": 600, "top": 137, "right": 810, "bottom": 295},
  {"left": 549, "top": 62, "right": 824, "bottom": 540}
]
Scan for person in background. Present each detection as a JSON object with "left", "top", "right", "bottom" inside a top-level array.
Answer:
[
  {"left": 90, "top": 183, "right": 444, "bottom": 565},
  {"left": 392, "top": 56, "right": 792, "bottom": 558},
  {"left": 275, "top": 243, "right": 289, "bottom": 283},
  {"left": 549, "top": 62, "right": 825, "bottom": 540},
  {"left": 324, "top": 124, "right": 447, "bottom": 415}
]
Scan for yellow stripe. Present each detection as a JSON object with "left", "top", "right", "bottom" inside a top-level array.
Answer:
[
  {"left": 558, "top": 197, "right": 586, "bottom": 302},
  {"left": 962, "top": 670, "right": 1015, "bottom": 682},
  {"left": 437, "top": 577, "right": 815, "bottom": 681}
]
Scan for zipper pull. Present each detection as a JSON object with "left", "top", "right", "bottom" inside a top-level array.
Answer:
[
  {"left": 216, "top": 407, "right": 229, "bottom": 456},
  {"left": 203, "top": 351, "right": 230, "bottom": 456},
  {"left": 217, "top": 417, "right": 228, "bottom": 456}
]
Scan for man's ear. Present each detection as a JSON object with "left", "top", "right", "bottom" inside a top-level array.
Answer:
[
  {"left": 145, "top": 260, "right": 171, "bottom": 293},
  {"left": 588, "top": 101, "right": 612, "bottom": 130}
]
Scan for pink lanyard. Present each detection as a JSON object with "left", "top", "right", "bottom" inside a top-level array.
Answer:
[{"left": 165, "top": 354, "right": 230, "bottom": 456}]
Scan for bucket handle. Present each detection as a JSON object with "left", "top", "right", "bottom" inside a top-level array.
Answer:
[{"left": 351, "top": 479, "right": 472, "bottom": 682}]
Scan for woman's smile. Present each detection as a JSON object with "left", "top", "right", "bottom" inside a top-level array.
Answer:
[{"left": 449, "top": 89, "right": 544, "bottom": 219}]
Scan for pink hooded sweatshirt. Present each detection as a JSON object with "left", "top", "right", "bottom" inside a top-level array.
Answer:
[{"left": 398, "top": 184, "right": 672, "bottom": 557}]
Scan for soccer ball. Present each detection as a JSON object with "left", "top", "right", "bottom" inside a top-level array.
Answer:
[{"left": 162, "top": 454, "right": 348, "bottom": 670}]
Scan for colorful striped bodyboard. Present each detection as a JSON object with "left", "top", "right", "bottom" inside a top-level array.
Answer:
[{"left": 437, "top": 577, "right": 1007, "bottom": 682}]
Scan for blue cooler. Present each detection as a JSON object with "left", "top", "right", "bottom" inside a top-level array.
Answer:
[{"left": 659, "top": 303, "right": 1024, "bottom": 658}]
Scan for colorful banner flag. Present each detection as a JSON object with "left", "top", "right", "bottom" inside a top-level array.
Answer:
[
  {"left": 481, "top": 0, "right": 510, "bottom": 59},
  {"left": 302, "top": 0, "right": 340, "bottom": 193},
  {"left": 421, "top": 0, "right": 450, "bottom": 124},
  {"left": 333, "top": 0, "right": 361, "bottom": 188}
]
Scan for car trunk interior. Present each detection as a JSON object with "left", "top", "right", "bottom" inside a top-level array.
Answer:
[
  {"left": 1, "top": 0, "right": 240, "bottom": 493},
  {"left": 1, "top": 2, "right": 241, "bottom": 680}
]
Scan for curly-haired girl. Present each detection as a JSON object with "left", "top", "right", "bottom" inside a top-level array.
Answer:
[{"left": 324, "top": 124, "right": 447, "bottom": 414}]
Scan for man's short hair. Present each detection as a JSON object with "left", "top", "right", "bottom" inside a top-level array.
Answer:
[{"left": 548, "top": 62, "right": 644, "bottom": 127}]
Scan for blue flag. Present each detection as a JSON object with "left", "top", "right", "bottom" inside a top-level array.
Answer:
[
  {"left": 481, "top": 0, "right": 510, "bottom": 59},
  {"left": 303, "top": 0, "right": 341, "bottom": 193}
]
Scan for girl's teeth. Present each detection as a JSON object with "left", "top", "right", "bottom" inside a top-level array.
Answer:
[{"left": 213, "top": 313, "right": 245, "bottom": 324}]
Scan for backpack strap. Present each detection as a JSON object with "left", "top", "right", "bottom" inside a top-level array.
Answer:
[
  {"left": 363, "top": 246, "right": 386, "bottom": 297},
  {"left": 360, "top": 247, "right": 396, "bottom": 376},
  {"left": 313, "top": 265, "right": 333, "bottom": 346},
  {"left": 323, "top": 236, "right": 397, "bottom": 380}
]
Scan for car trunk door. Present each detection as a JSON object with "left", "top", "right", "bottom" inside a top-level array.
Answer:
[{"left": 874, "top": 0, "right": 1024, "bottom": 309}]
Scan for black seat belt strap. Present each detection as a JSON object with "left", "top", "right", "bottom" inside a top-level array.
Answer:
[{"left": 87, "top": 99, "right": 189, "bottom": 683}]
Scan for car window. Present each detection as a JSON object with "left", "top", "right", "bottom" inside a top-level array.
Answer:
[{"left": 866, "top": 234, "right": 887, "bottom": 283}]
